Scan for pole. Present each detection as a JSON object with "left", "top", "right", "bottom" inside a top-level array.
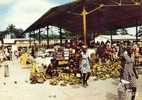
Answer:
[
  {"left": 4, "top": 64, "right": 9, "bottom": 77},
  {"left": 38, "top": 29, "right": 41, "bottom": 45},
  {"left": 29, "top": 32, "right": 32, "bottom": 48},
  {"left": 110, "top": 32, "right": 112, "bottom": 44},
  {"left": 59, "top": 27, "right": 62, "bottom": 46},
  {"left": 136, "top": 25, "right": 138, "bottom": 44},
  {"left": 94, "top": 33, "right": 96, "bottom": 48},
  {"left": 34, "top": 31, "right": 36, "bottom": 47},
  {"left": 46, "top": 26, "right": 49, "bottom": 48},
  {"left": 82, "top": 0, "right": 87, "bottom": 46}
]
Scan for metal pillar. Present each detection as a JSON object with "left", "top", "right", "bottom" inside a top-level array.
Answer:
[
  {"left": 34, "top": 31, "right": 36, "bottom": 47},
  {"left": 59, "top": 27, "right": 63, "bottom": 46},
  {"left": 110, "top": 32, "right": 112, "bottom": 44},
  {"left": 29, "top": 32, "right": 32, "bottom": 48},
  {"left": 136, "top": 25, "right": 138, "bottom": 44},
  {"left": 94, "top": 33, "right": 96, "bottom": 47},
  {"left": 46, "top": 26, "right": 49, "bottom": 48},
  {"left": 38, "top": 29, "right": 41, "bottom": 45},
  {"left": 82, "top": 0, "right": 87, "bottom": 46}
]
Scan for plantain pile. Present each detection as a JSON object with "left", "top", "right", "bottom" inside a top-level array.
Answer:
[
  {"left": 92, "top": 60, "right": 121, "bottom": 80},
  {"left": 49, "top": 73, "right": 81, "bottom": 86}
]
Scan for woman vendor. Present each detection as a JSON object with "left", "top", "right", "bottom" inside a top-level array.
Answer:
[{"left": 80, "top": 45, "right": 91, "bottom": 87}]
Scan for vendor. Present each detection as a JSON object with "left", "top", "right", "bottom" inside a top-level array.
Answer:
[
  {"left": 46, "top": 59, "right": 58, "bottom": 78},
  {"left": 120, "top": 47, "right": 139, "bottom": 100},
  {"left": 80, "top": 45, "right": 91, "bottom": 87}
]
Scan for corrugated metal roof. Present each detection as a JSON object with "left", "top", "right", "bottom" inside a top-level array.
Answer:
[{"left": 24, "top": 0, "right": 142, "bottom": 33}]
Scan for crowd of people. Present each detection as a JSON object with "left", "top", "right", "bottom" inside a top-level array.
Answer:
[
  {"left": 0, "top": 39, "right": 141, "bottom": 100},
  {"left": 46, "top": 39, "right": 140, "bottom": 100},
  {"left": 96, "top": 41, "right": 141, "bottom": 62},
  {"left": 0, "top": 47, "right": 13, "bottom": 62}
]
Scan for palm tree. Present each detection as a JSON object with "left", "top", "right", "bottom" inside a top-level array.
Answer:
[{"left": 6, "top": 24, "right": 24, "bottom": 38}]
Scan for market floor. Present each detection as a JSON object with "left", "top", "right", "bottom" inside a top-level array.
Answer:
[{"left": 0, "top": 60, "right": 142, "bottom": 100}]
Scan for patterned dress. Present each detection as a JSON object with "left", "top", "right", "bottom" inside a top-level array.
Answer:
[{"left": 80, "top": 52, "right": 91, "bottom": 74}]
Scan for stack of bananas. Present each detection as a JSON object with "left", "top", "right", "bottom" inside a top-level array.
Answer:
[
  {"left": 30, "top": 61, "right": 46, "bottom": 83},
  {"left": 49, "top": 73, "right": 81, "bottom": 86},
  {"left": 92, "top": 61, "right": 121, "bottom": 80},
  {"left": 20, "top": 53, "right": 29, "bottom": 65},
  {"left": 58, "top": 60, "right": 68, "bottom": 65},
  {"left": 49, "top": 79, "right": 59, "bottom": 86}
]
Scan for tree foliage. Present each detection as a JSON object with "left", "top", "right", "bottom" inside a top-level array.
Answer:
[
  {"left": 0, "top": 24, "right": 24, "bottom": 39},
  {"left": 5, "top": 24, "right": 24, "bottom": 38}
]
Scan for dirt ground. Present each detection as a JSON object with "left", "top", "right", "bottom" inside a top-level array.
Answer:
[{"left": 0, "top": 60, "right": 142, "bottom": 100}]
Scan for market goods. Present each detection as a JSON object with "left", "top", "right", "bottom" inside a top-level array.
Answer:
[
  {"left": 20, "top": 53, "right": 29, "bottom": 65},
  {"left": 30, "top": 62, "right": 46, "bottom": 83},
  {"left": 58, "top": 60, "right": 68, "bottom": 65},
  {"left": 49, "top": 73, "right": 81, "bottom": 86},
  {"left": 92, "top": 60, "right": 121, "bottom": 80},
  {"left": 49, "top": 79, "right": 59, "bottom": 86}
]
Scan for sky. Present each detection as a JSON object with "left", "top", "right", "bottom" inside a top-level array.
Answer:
[
  {"left": 0, "top": 0, "right": 138, "bottom": 35},
  {"left": 0, "top": 0, "right": 70, "bottom": 31}
]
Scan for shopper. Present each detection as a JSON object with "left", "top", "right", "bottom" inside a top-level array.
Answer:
[
  {"left": 120, "top": 48, "right": 139, "bottom": 100},
  {"left": 80, "top": 45, "right": 91, "bottom": 87}
]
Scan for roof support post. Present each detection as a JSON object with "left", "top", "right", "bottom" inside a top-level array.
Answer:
[
  {"left": 110, "top": 32, "right": 113, "bottom": 44},
  {"left": 82, "top": 0, "right": 87, "bottom": 46},
  {"left": 34, "top": 31, "right": 36, "bottom": 47},
  {"left": 136, "top": 21, "right": 138, "bottom": 44},
  {"left": 93, "top": 33, "right": 96, "bottom": 48},
  {"left": 38, "top": 29, "right": 41, "bottom": 45},
  {"left": 46, "top": 26, "right": 49, "bottom": 48},
  {"left": 59, "top": 27, "right": 63, "bottom": 46},
  {"left": 29, "top": 32, "right": 32, "bottom": 48}
]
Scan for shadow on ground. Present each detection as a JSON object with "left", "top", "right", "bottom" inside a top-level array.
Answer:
[
  {"left": 111, "top": 79, "right": 119, "bottom": 86},
  {"left": 106, "top": 93, "right": 118, "bottom": 100}
]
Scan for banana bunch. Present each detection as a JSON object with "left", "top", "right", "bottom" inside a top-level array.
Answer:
[
  {"left": 49, "top": 79, "right": 59, "bottom": 86},
  {"left": 92, "top": 61, "right": 121, "bottom": 80},
  {"left": 58, "top": 60, "right": 68, "bottom": 65},
  {"left": 20, "top": 53, "right": 29, "bottom": 65},
  {"left": 49, "top": 73, "right": 81, "bottom": 86}
]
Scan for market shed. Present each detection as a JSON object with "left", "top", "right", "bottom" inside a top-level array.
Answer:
[
  {"left": 95, "top": 35, "right": 140, "bottom": 42},
  {"left": 24, "top": 0, "right": 142, "bottom": 45}
]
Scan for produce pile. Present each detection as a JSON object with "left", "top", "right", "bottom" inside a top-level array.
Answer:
[
  {"left": 29, "top": 53, "right": 122, "bottom": 85},
  {"left": 49, "top": 73, "right": 81, "bottom": 86},
  {"left": 92, "top": 60, "right": 121, "bottom": 80},
  {"left": 49, "top": 61, "right": 121, "bottom": 86}
]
